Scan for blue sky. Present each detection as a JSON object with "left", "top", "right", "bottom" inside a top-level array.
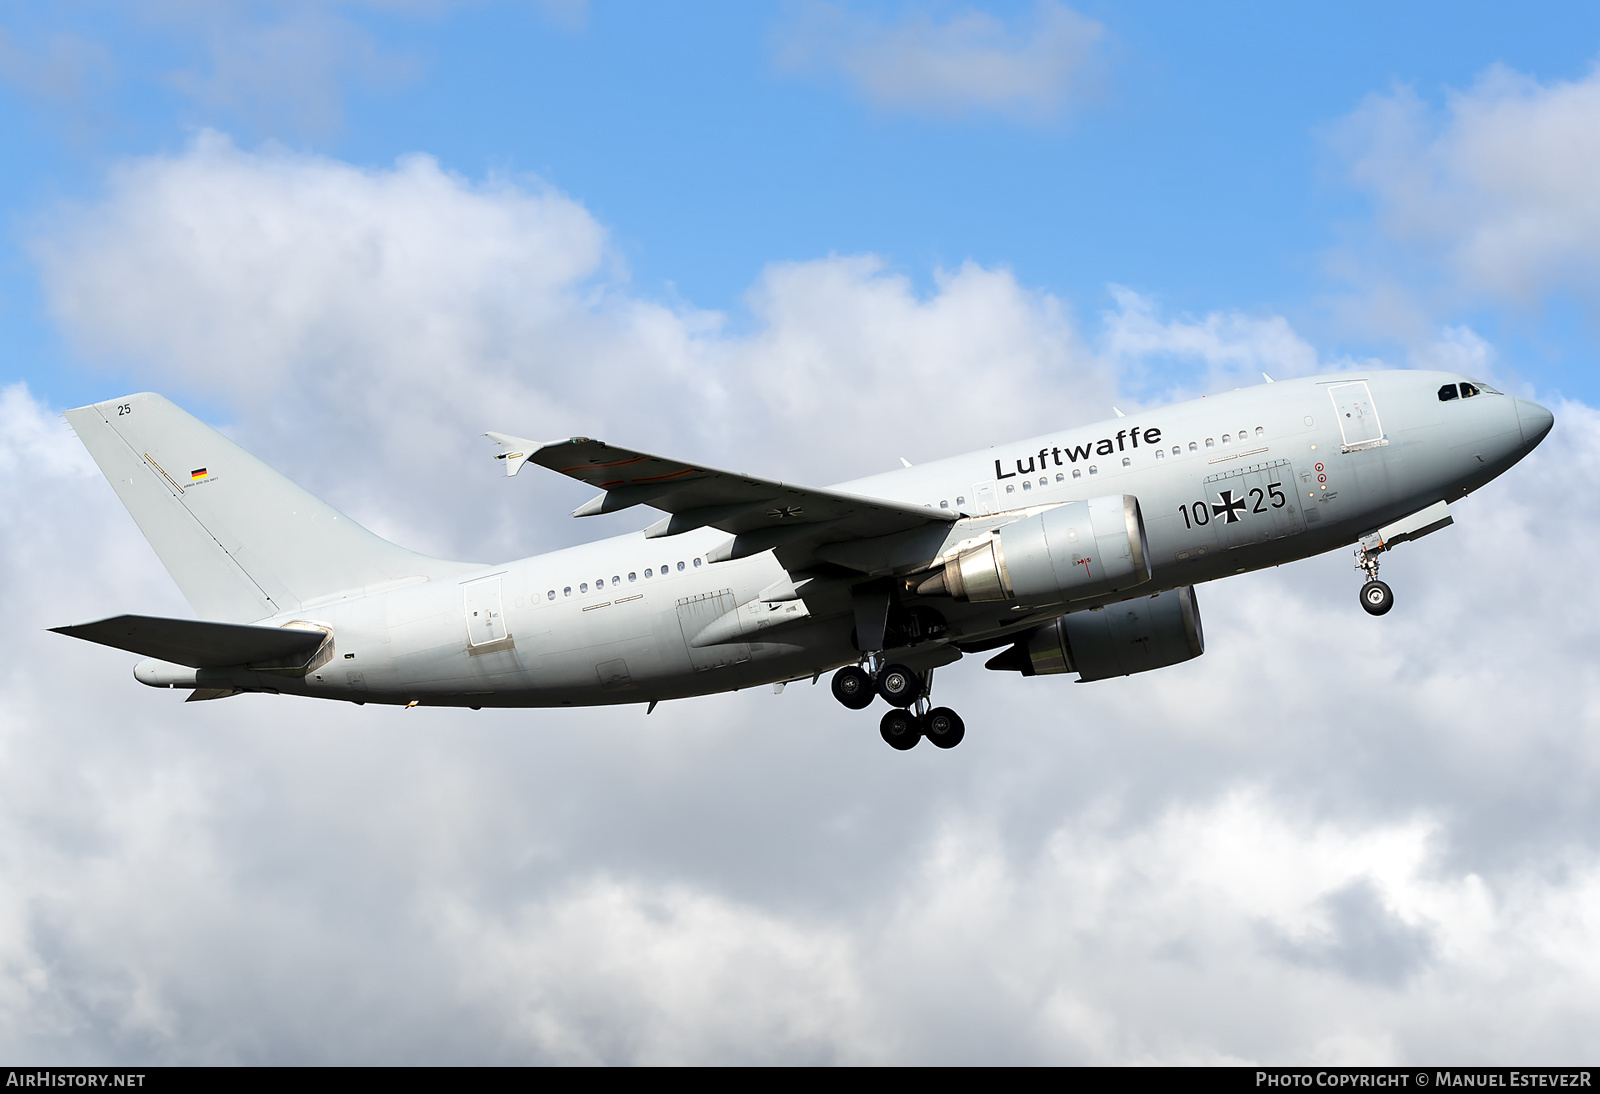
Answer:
[{"left": 4, "top": 1, "right": 1599, "bottom": 410}]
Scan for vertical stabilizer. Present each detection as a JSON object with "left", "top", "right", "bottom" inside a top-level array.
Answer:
[{"left": 65, "top": 393, "right": 467, "bottom": 622}]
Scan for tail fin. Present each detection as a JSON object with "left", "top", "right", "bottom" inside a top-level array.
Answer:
[{"left": 65, "top": 393, "right": 467, "bottom": 622}]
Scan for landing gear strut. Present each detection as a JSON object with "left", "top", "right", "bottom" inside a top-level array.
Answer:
[
  {"left": 831, "top": 661, "right": 967, "bottom": 750},
  {"left": 1355, "top": 544, "right": 1394, "bottom": 616}
]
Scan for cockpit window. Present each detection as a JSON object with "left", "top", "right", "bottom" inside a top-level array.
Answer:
[
  {"left": 1438, "top": 384, "right": 1459, "bottom": 402},
  {"left": 1460, "top": 382, "right": 1480, "bottom": 398}
]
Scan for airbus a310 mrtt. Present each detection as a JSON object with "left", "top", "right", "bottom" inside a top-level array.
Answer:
[{"left": 52, "top": 370, "right": 1552, "bottom": 751}]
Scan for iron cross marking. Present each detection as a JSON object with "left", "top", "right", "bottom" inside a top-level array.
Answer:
[
  {"left": 769, "top": 505, "right": 805, "bottom": 520},
  {"left": 1212, "top": 489, "right": 1248, "bottom": 524}
]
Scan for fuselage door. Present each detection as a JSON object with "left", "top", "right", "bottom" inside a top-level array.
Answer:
[
  {"left": 463, "top": 576, "right": 509, "bottom": 647},
  {"left": 1329, "top": 381, "right": 1385, "bottom": 451},
  {"left": 973, "top": 482, "right": 997, "bottom": 516}
]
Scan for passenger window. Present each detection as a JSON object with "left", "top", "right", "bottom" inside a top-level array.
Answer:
[
  {"left": 677, "top": 561, "right": 685, "bottom": 571},
  {"left": 957, "top": 496, "right": 966, "bottom": 505},
  {"left": 1022, "top": 480, "right": 1032, "bottom": 491},
  {"left": 564, "top": 587, "right": 571, "bottom": 597},
  {"left": 1121, "top": 457, "right": 1131, "bottom": 467},
  {"left": 939, "top": 500, "right": 949, "bottom": 508},
  {"left": 1438, "top": 384, "right": 1459, "bottom": 402},
  {"left": 1461, "top": 382, "right": 1479, "bottom": 398},
  {"left": 1072, "top": 469, "right": 1081, "bottom": 479},
  {"left": 1255, "top": 426, "right": 1264, "bottom": 437},
  {"left": 628, "top": 573, "right": 636, "bottom": 582},
  {"left": 1055, "top": 473, "right": 1064, "bottom": 482},
  {"left": 1038, "top": 477, "right": 1046, "bottom": 486},
  {"left": 662, "top": 563, "right": 669, "bottom": 573},
  {"left": 1006, "top": 484, "right": 1015, "bottom": 493},
  {"left": 612, "top": 576, "right": 620, "bottom": 585},
  {"left": 547, "top": 590, "right": 555, "bottom": 600},
  {"left": 580, "top": 583, "right": 588, "bottom": 593},
  {"left": 1222, "top": 434, "right": 1231, "bottom": 444},
  {"left": 1189, "top": 442, "right": 1198, "bottom": 452},
  {"left": 645, "top": 568, "right": 652, "bottom": 578},
  {"left": 596, "top": 578, "right": 605, "bottom": 588},
  {"left": 1089, "top": 465, "right": 1098, "bottom": 475},
  {"left": 1205, "top": 438, "right": 1215, "bottom": 448},
  {"left": 1172, "top": 446, "right": 1180, "bottom": 455},
  {"left": 694, "top": 558, "right": 701, "bottom": 567},
  {"left": 1155, "top": 450, "right": 1165, "bottom": 459}
]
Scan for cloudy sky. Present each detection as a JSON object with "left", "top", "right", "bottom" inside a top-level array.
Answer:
[{"left": 3, "top": 0, "right": 1599, "bottom": 1064}]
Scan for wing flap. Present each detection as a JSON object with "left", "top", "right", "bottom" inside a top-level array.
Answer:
[{"left": 51, "top": 614, "right": 327, "bottom": 669}]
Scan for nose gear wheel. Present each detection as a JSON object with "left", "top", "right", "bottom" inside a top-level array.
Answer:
[
  {"left": 1354, "top": 544, "right": 1396, "bottom": 616},
  {"left": 1360, "top": 579, "right": 1394, "bottom": 616}
]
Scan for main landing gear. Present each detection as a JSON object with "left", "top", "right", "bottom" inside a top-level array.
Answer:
[
  {"left": 1355, "top": 544, "right": 1395, "bottom": 617},
  {"left": 832, "top": 661, "right": 966, "bottom": 750}
]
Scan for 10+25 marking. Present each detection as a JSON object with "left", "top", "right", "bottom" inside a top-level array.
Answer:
[{"left": 1178, "top": 482, "right": 1286, "bottom": 529}]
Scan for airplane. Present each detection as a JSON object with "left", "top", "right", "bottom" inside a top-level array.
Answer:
[{"left": 51, "top": 369, "right": 1553, "bottom": 751}]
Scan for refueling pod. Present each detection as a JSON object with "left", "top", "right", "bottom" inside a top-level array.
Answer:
[
  {"left": 918, "top": 495, "right": 1151, "bottom": 605},
  {"left": 986, "top": 586, "right": 1205, "bottom": 681}
]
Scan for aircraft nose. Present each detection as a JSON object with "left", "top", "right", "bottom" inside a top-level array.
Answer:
[{"left": 1515, "top": 397, "right": 1555, "bottom": 448}]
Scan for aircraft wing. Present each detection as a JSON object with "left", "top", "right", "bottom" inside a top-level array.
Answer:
[{"left": 488, "top": 434, "right": 956, "bottom": 562}]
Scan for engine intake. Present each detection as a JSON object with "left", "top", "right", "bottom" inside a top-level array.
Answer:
[
  {"left": 918, "top": 495, "right": 1151, "bottom": 605},
  {"left": 985, "top": 586, "right": 1205, "bottom": 681}
]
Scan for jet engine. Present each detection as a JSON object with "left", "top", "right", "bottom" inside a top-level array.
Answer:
[
  {"left": 917, "top": 495, "right": 1150, "bottom": 605},
  {"left": 985, "top": 586, "right": 1205, "bottom": 682}
]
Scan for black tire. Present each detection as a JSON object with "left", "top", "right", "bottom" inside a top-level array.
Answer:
[
  {"left": 876, "top": 663, "right": 922, "bottom": 708},
  {"left": 879, "top": 709, "right": 921, "bottom": 750},
  {"left": 1360, "top": 579, "right": 1394, "bottom": 616},
  {"left": 924, "top": 707, "right": 965, "bottom": 749},
  {"left": 831, "top": 665, "right": 876, "bottom": 709}
]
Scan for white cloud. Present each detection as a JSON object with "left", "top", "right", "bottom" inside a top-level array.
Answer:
[
  {"left": 1333, "top": 63, "right": 1600, "bottom": 307},
  {"left": 773, "top": 0, "right": 1106, "bottom": 121},
  {"left": 33, "top": 132, "right": 1111, "bottom": 557},
  {"left": 10, "top": 136, "right": 1600, "bottom": 1062},
  {"left": 436, "top": 879, "right": 880, "bottom": 1064},
  {"left": 1100, "top": 285, "right": 1328, "bottom": 400}
]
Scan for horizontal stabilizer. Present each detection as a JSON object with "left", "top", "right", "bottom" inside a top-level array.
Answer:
[{"left": 51, "top": 615, "right": 326, "bottom": 669}]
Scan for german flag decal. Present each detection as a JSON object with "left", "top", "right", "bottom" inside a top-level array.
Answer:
[{"left": 190, "top": 468, "right": 208, "bottom": 481}]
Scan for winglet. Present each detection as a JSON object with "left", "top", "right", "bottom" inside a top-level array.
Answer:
[{"left": 485, "top": 432, "right": 542, "bottom": 477}]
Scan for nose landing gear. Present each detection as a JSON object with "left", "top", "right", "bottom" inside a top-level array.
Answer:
[
  {"left": 833, "top": 661, "right": 966, "bottom": 750},
  {"left": 1355, "top": 544, "right": 1395, "bottom": 616}
]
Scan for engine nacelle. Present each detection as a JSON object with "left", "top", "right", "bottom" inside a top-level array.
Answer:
[
  {"left": 918, "top": 495, "right": 1151, "bottom": 605},
  {"left": 986, "top": 586, "right": 1205, "bottom": 681}
]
